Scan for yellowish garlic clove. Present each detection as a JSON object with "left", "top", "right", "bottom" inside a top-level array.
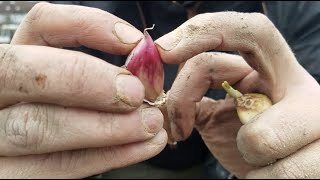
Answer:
[{"left": 222, "top": 81, "right": 272, "bottom": 124}]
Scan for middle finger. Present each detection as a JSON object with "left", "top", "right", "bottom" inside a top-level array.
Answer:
[{"left": 0, "top": 103, "right": 163, "bottom": 156}]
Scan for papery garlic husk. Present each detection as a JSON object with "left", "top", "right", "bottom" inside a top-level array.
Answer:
[
  {"left": 222, "top": 81, "right": 272, "bottom": 124},
  {"left": 124, "top": 25, "right": 176, "bottom": 146}
]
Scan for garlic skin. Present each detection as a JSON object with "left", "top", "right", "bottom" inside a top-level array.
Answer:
[
  {"left": 222, "top": 81, "right": 272, "bottom": 124},
  {"left": 125, "top": 25, "right": 164, "bottom": 102},
  {"left": 124, "top": 25, "right": 177, "bottom": 146}
]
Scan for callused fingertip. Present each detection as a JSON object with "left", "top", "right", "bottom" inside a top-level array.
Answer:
[
  {"left": 115, "top": 74, "right": 145, "bottom": 108},
  {"left": 155, "top": 29, "right": 182, "bottom": 52},
  {"left": 148, "top": 128, "right": 168, "bottom": 147},
  {"left": 141, "top": 107, "right": 164, "bottom": 135},
  {"left": 113, "top": 22, "right": 143, "bottom": 44},
  {"left": 170, "top": 121, "right": 189, "bottom": 142}
]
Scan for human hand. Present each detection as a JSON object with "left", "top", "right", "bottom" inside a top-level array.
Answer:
[
  {"left": 156, "top": 12, "right": 320, "bottom": 178},
  {"left": 0, "top": 2, "right": 167, "bottom": 178}
]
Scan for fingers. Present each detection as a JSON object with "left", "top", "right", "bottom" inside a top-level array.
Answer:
[
  {"left": 0, "top": 44, "right": 144, "bottom": 111},
  {"left": 237, "top": 91, "right": 320, "bottom": 166},
  {"left": 156, "top": 12, "right": 302, "bottom": 95},
  {"left": 0, "top": 103, "right": 163, "bottom": 156},
  {"left": 246, "top": 139, "right": 320, "bottom": 179},
  {"left": 0, "top": 129, "right": 167, "bottom": 178},
  {"left": 168, "top": 52, "right": 252, "bottom": 140},
  {"left": 11, "top": 2, "right": 143, "bottom": 55},
  {"left": 195, "top": 97, "right": 254, "bottom": 178}
]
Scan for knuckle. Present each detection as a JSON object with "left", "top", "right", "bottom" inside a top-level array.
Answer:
[
  {"left": 0, "top": 44, "right": 16, "bottom": 66},
  {"left": 0, "top": 45, "right": 16, "bottom": 63},
  {"left": 99, "top": 146, "right": 134, "bottom": 170},
  {"left": 188, "top": 13, "right": 210, "bottom": 25},
  {"left": 45, "top": 150, "right": 83, "bottom": 173},
  {"left": 188, "top": 53, "right": 214, "bottom": 69},
  {"left": 0, "top": 45, "right": 21, "bottom": 99},
  {"left": 253, "top": 13, "right": 273, "bottom": 27},
  {"left": 186, "top": 53, "right": 219, "bottom": 79},
  {"left": 233, "top": 12, "right": 276, "bottom": 49},
  {"left": 183, "top": 14, "right": 213, "bottom": 38},
  {"left": 250, "top": 12, "right": 277, "bottom": 42},
  {"left": 73, "top": 9, "right": 94, "bottom": 30},
  {"left": 94, "top": 112, "right": 124, "bottom": 144},
  {"left": 0, "top": 45, "right": 16, "bottom": 89},
  {"left": 4, "top": 104, "right": 49, "bottom": 152},
  {"left": 98, "top": 146, "right": 127, "bottom": 170},
  {"left": 71, "top": 6, "right": 105, "bottom": 34},
  {"left": 275, "top": 161, "right": 303, "bottom": 179},
  {"left": 24, "top": 2, "right": 50, "bottom": 27},
  {"left": 65, "top": 52, "right": 89, "bottom": 93},
  {"left": 0, "top": 44, "right": 13, "bottom": 58},
  {"left": 57, "top": 151, "right": 83, "bottom": 172},
  {"left": 100, "top": 113, "right": 119, "bottom": 141},
  {"left": 237, "top": 123, "right": 281, "bottom": 165},
  {"left": 100, "top": 146, "right": 116, "bottom": 163}
]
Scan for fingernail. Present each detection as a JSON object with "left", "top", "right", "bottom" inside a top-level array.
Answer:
[
  {"left": 142, "top": 108, "right": 164, "bottom": 134},
  {"left": 114, "top": 22, "right": 143, "bottom": 44},
  {"left": 155, "top": 29, "right": 182, "bottom": 51},
  {"left": 116, "top": 74, "right": 144, "bottom": 107}
]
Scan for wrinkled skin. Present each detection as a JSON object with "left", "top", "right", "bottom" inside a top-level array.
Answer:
[
  {"left": 0, "top": 2, "right": 167, "bottom": 178},
  {"left": 156, "top": 12, "right": 320, "bottom": 178}
]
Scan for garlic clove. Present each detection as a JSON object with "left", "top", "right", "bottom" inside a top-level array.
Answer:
[
  {"left": 125, "top": 24, "right": 164, "bottom": 102},
  {"left": 222, "top": 81, "right": 272, "bottom": 124},
  {"left": 235, "top": 93, "right": 272, "bottom": 124},
  {"left": 124, "top": 25, "right": 177, "bottom": 146}
]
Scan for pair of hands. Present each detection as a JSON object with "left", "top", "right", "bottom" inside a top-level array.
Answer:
[{"left": 1, "top": 2, "right": 320, "bottom": 179}]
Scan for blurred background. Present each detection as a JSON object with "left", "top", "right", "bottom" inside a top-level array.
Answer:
[{"left": 0, "top": 1, "right": 40, "bottom": 43}]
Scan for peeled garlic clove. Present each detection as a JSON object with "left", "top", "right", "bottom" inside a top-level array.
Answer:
[
  {"left": 125, "top": 25, "right": 164, "bottom": 102},
  {"left": 222, "top": 81, "right": 272, "bottom": 124}
]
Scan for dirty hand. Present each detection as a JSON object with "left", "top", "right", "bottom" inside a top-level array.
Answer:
[
  {"left": 156, "top": 12, "right": 320, "bottom": 178},
  {"left": 0, "top": 2, "right": 167, "bottom": 178}
]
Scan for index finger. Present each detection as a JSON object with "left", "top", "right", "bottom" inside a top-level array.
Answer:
[
  {"left": 11, "top": 2, "right": 143, "bottom": 55},
  {"left": 156, "top": 12, "right": 302, "bottom": 94},
  {"left": 0, "top": 44, "right": 144, "bottom": 112},
  {"left": 168, "top": 52, "right": 252, "bottom": 140}
]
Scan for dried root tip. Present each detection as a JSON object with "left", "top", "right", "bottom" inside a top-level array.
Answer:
[
  {"left": 168, "top": 142, "right": 178, "bottom": 149},
  {"left": 144, "top": 91, "right": 177, "bottom": 147},
  {"left": 144, "top": 24, "right": 155, "bottom": 33},
  {"left": 143, "top": 91, "right": 166, "bottom": 107}
]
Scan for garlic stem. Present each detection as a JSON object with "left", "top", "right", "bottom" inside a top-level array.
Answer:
[{"left": 222, "top": 81, "right": 243, "bottom": 98}]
